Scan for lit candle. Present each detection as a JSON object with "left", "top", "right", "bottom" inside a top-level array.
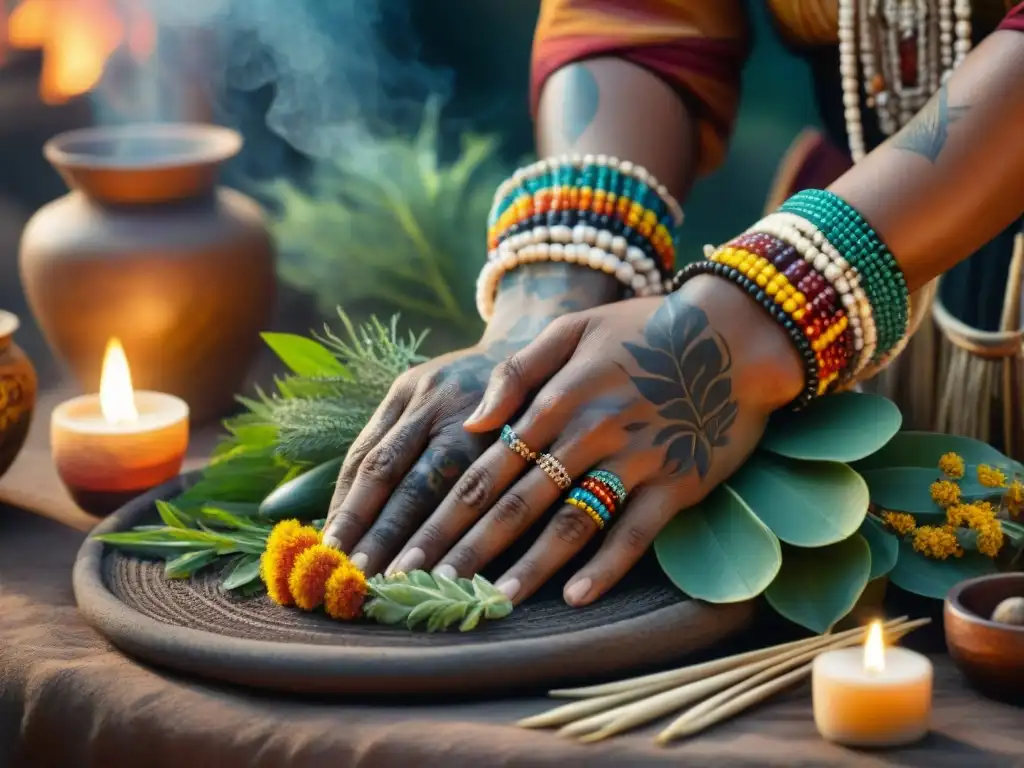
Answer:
[
  {"left": 812, "top": 620, "right": 933, "bottom": 748},
  {"left": 51, "top": 338, "right": 189, "bottom": 516}
]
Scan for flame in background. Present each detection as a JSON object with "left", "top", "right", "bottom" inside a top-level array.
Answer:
[{"left": 1, "top": 0, "right": 155, "bottom": 103}]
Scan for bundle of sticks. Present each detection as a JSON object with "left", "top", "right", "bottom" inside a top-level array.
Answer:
[{"left": 518, "top": 616, "right": 930, "bottom": 745}]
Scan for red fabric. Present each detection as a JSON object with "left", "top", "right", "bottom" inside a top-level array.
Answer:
[{"left": 999, "top": 2, "right": 1024, "bottom": 32}]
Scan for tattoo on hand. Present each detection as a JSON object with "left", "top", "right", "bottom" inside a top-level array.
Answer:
[
  {"left": 621, "top": 295, "right": 738, "bottom": 480},
  {"left": 411, "top": 445, "right": 472, "bottom": 497},
  {"left": 891, "top": 83, "right": 970, "bottom": 163},
  {"left": 561, "top": 63, "right": 599, "bottom": 146}
]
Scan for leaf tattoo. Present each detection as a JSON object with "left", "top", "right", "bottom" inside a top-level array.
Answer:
[{"left": 622, "top": 297, "right": 738, "bottom": 480}]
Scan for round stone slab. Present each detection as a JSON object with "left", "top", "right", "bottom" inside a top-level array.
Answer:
[{"left": 74, "top": 474, "right": 755, "bottom": 696}]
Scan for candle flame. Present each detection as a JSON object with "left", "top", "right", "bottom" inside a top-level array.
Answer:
[
  {"left": 864, "top": 619, "right": 886, "bottom": 673},
  {"left": 99, "top": 337, "right": 139, "bottom": 424}
]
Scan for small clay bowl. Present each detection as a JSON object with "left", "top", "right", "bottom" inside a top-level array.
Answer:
[{"left": 945, "top": 573, "right": 1024, "bottom": 705}]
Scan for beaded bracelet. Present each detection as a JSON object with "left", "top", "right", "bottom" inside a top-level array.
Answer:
[
  {"left": 673, "top": 260, "right": 820, "bottom": 409},
  {"left": 477, "top": 155, "right": 684, "bottom": 320},
  {"left": 778, "top": 189, "right": 909, "bottom": 362},
  {"left": 705, "top": 238, "right": 850, "bottom": 396}
]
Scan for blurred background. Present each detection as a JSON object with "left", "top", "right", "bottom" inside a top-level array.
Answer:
[{"left": 0, "top": 0, "right": 821, "bottom": 390}]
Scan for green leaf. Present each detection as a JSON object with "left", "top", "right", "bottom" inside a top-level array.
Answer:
[
  {"left": 155, "top": 500, "right": 190, "bottom": 529},
  {"left": 861, "top": 467, "right": 996, "bottom": 515},
  {"left": 221, "top": 554, "right": 262, "bottom": 591},
  {"left": 164, "top": 549, "right": 219, "bottom": 579},
  {"left": 363, "top": 599, "right": 413, "bottom": 625},
  {"left": 406, "top": 599, "right": 449, "bottom": 629},
  {"left": 654, "top": 485, "right": 782, "bottom": 603},
  {"left": 889, "top": 540, "right": 998, "bottom": 599},
  {"left": 260, "top": 332, "right": 350, "bottom": 378},
  {"left": 460, "top": 604, "right": 484, "bottom": 632},
  {"left": 860, "top": 516, "right": 899, "bottom": 580},
  {"left": 761, "top": 392, "right": 902, "bottom": 463},
  {"left": 1003, "top": 519, "right": 1024, "bottom": 548},
  {"left": 765, "top": 535, "right": 872, "bottom": 633},
  {"left": 851, "top": 430, "right": 1009, "bottom": 473},
  {"left": 727, "top": 453, "right": 869, "bottom": 547}
]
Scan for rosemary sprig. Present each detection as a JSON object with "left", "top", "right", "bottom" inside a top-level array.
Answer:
[{"left": 365, "top": 571, "right": 514, "bottom": 632}]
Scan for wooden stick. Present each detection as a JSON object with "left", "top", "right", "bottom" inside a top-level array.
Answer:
[
  {"left": 559, "top": 618, "right": 910, "bottom": 742},
  {"left": 548, "top": 616, "right": 907, "bottom": 699},
  {"left": 517, "top": 681, "right": 669, "bottom": 729},
  {"left": 656, "top": 618, "right": 931, "bottom": 745}
]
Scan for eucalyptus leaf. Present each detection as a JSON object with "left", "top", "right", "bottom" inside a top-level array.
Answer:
[
  {"left": 726, "top": 453, "right": 869, "bottom": 547},
  {"left": 1003, "top": 519, "right": 1024, "bottom": 547},
  {"left": 860, "top": 516, "right": 899, "bottom": 580},
  {"left": 221, "top": 554, "right": 262, "bottom": 591},
  {"left": 260, "top": 332, "right": 350, "bottom": 378},
  {"left": 654, "top": 485, "right": 782, "bottom": 603},
  {"left": 761, "top": 392, "right": 902, "bottom": 463},
  {"left": 851, "top": 431, "right": 1010, "bottom": 473},
  {"left": 764, "top": 535, "right": 872, "bottom": 633},
  {"left": 889, "top": 540, "right": 997, "bottom": 599},
  {"left": 164, "top": 549, "right": 219, "bottom": 579},
  {"left": 861, "top": 467, "right": 997, "bottom": 515}
]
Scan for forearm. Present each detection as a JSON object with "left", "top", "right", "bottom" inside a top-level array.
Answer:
[
  {"left": 830, "top": 30, "right": 1024, "bottom": 292},
  {"left": 536, "top": 58, "right": 700, "bottom": 202}
]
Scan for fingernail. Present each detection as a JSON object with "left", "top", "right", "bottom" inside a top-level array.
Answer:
[
  {"left": 565, "top": 577, "right": 592, "bottom": 606},
  {"left": 496, "top": 577, "right": 520, "bottom": 601},
  {"left": 349, "top": 552, "right": 368, "bottom": 570},
  {"left": 322, "top": 534, "right": 342, "bottom": 550},
  {"left": 388, "top": 547, "right": 425, "bottom": 575},
  {"left": 433, "top": 564, "right": 458, "bottom": 580}
]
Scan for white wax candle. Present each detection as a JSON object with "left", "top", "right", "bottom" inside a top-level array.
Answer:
[{"left": 812, "top": 624, "right": 933, "bottom": 748}]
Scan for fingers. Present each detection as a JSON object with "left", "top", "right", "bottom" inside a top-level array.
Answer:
[
  {"left": 432, "top": 428, "right": 622, "bottom": 586},
  {"left": 324, "top": 377, "right": 412, "bottom": 533},
  {"left": 321, "top": 410, "right": 431, "bottom": 553},
  {"left": 463, "top": 314, "right": 587, "bottom": 433},
  {"left": 347, "top": 433, "right": 480, "bottom": 575},
  {"left": 387, "top": 366, "right": 587, "bottom": 576},
  {"left": 562, "top": 485, "right": 681, "bottom": 607},
  {"left": 488, "top": 463, "right": 646, "bottom": 605}
]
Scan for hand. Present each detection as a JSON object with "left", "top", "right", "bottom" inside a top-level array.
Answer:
[
  {"left": 385, "top": 275, "right": 806, "bottom": 606},
  {"left": 321, "top": 262, "right": 621, "bottom": 574}
]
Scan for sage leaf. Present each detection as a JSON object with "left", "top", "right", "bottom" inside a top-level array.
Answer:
[
  {"left": 460, "top": 604, "right": 484, "bottom": 632},
  {"left": 164, "top": 549, "right": 219, "bottom": 579},
  {"left": 435, "top": 573, "right": 470, "bottom": 601},
  {"left": 156, "top": 500, "right": 190, "bottom": 529},
  {"left": 364, "top": 599, "right": 413, "bottom": 625},
  {"left": 429, "top": 603, "right": 467, "bottom": 632},
  {"left": 408, "top": 570, "right": 436, "bottom": 588},
  {"left": 221, "top": 554, "right": 262, "bottom": 591},
  {"left": 484, "top": 599, "right": 513, "bottom": 620},
  {"left": 406, "top": 599, "right": 450, "bottom": 629}
]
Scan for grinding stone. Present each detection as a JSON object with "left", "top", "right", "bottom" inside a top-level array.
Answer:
[{"left": 74, "top": 473, "right": 756, "bottom": 696}]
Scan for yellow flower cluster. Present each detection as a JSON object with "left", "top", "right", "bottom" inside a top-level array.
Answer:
[
  {"left": 938, "top": 452, "right": 965, "bottom": 480},
  {"left": 261, "top": 520, "right": 368, "bottom": 620},
  {"left": 882, "top": 511, "right": 917, "bottom": 537},
  {"left": 977, "top": 464, "right": 1007, "bottom": 489},
  {"left": 1006, "top": 480, "right": 1024, "bottom": 517},
  {"left": 929, "top": 480, "right": 961, "bottom": 508},
  {"left": 911, "top": 525, "right": 963, "bottom": 560},
  {"left": 947, "top": 501, "right": 1004, "bottom": 558}
]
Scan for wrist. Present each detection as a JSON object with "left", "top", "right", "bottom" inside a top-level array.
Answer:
[
  {"left": 483, "top": 262, "right": 621, "bottom": 343},
  {"left": 675, "top": 275, "right": 805, "bottom": 412}
]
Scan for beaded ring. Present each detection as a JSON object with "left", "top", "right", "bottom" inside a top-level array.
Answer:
[
  {"left": 582, "top": 470, "right": 627, "bottom": 508},
  {"left": 500, "top": 425, "right": 536, "bottom": 462},
  {"left": 537, "top": 453, "right": 572, "bottom": 491},
  {"left": 566, "top": 493, "right": 609, "bottom": 530},
  {"left": 673, "top": 261, "right": 821, "bottom": 409}
]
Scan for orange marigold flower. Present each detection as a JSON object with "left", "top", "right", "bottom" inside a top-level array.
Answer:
[
  {"left": 288, "top": 544, "right": 349, "bottom": 611},
  {"left": 977, "top": 464, "right": 1007, "bottom": 488},
  {"left": 261, "top": 520, "right": 320, "bottom": 606},
  {"left": 882, "top": 511, "right": 917, "bottom": 536},
  {"left": 324, "top": 561, "right": 369, "bottom": 620},
  {"left": 912, "top": 525, "right": 963, "bottom": 560},
  {"left": 938, "top": 452, "right": 965, "bottom": 479},
  {"left": 930, "top": 480, "right": 961, "bottom": 508}
]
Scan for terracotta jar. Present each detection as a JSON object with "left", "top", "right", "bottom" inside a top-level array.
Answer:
[
  {"left": 19, "top": 123, "right": 275, "bottom": 423},
  {"left": 0, "top": 311, "right": 38, "bottom": 481}
]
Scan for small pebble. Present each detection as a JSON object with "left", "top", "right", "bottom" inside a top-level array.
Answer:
[{"left": 990, "top": 596, "right": 1024, "bottom": 626}]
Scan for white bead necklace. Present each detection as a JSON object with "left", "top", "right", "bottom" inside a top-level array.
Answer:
[{"left": 837, "top": 0, "right": 972, "bottom": 162}]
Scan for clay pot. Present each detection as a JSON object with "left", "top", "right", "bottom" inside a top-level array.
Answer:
[
  {"left": 0, "top": 311, "right": 38, "bottom": 480},
  {"left": 19, "top": 123, "right": 275, "bottom": 423}
]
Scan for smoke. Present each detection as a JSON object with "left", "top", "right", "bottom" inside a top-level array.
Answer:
[{"left": 92, "top": 0, "right": 453, "bottom": 170}]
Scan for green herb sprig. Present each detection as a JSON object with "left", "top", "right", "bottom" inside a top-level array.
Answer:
[{"left": 365, "top": 571, "right": 513, "bottom": 632}]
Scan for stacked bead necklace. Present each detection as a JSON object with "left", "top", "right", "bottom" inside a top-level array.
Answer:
[{"left": 839, "top": 0, "right": 973, "bottom": 161}]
